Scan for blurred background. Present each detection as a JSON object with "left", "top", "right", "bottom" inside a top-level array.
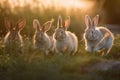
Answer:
[{"left": 0, "top": 0, "right": 120, "bottom": 39}]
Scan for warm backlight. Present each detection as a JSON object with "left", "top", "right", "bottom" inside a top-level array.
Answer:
[{"left": 7, "top": 0, "right": 94, "bottom": 11}]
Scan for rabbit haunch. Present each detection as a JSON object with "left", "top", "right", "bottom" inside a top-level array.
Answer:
[
  {"left": 84, "top": 15, "right": 114, "bottom": 55},
  {"left": 53, "top": 16, "right": 78, "bottom": 55},
  {"left": 33, "top": 19, "right": 55, "bottom": 55}
]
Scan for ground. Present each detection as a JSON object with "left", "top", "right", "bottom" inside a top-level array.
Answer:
[{"left": 0, "top": 34, "right": 120, "bottom": 80}]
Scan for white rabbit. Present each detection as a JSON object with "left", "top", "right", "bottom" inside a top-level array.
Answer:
[
  {"left": 84, "top": 15, "right": 114, "bottom": 55},
  {"left": 33, "top": 19, "right": 55, "bottom": 55},
  {"left": 53, "top": 16, "right": 78, "bottom": 55},
  {"left": 4, "top": 18, "right": 26, "bottom": 52}
]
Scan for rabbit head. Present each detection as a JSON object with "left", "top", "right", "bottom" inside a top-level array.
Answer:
[
  {"left": 54, "top": 16, "right": 70, "bottom": 40},
  {"left": 4, "top": 18, "right": 26, "bottom": 42},
  {"left": 85, "top": 15, "right": 102, "bottom": 41},
  {"left": 33, "top": 19, "right": 53, "bottom": 42}
]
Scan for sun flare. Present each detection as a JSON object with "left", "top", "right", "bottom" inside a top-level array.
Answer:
[{"left": 7, "top": 0, "right": 94, "bottom": 11}]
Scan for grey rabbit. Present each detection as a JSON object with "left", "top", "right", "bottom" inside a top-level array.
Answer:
[{"left": 84, "top": 15, "right": 114, "bottom": 55}]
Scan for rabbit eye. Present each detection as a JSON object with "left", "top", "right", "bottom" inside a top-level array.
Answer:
[
  {"left": 91, "top": 31, "right": 93, "bottom": 34},
  {"left": 61, "top": 31, "right": 64, "bottom": 34},
  {"left": 91, "top": 30, "right": 95, "bottom": 34}
]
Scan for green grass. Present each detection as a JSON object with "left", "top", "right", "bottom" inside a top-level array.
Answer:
[{"left": 0, "top": 35, "right": 120, "bottom": 80}]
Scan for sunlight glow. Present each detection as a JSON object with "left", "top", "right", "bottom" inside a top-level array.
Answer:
[{"left": 7, "top": 0, "right": 94, "bottom": 11}]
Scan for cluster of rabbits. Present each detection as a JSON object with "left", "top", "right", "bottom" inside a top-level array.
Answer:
[{"left": 3, "top": 15, "right": 114, "bottom": 56}]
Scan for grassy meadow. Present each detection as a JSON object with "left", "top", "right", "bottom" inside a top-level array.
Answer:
[
  {"left": 0, "top": 34, "right": 120, "bottom": 80},
  {"left": 0, "top": 0, "right": 120, "bottom": 80}
]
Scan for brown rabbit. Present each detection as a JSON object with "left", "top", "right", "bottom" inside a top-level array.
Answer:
[
  {"left": 33, "top": 19, "right": 55, "bottom": 55},
  {"left": 4, "top": 18, "right": 26, "bottom": 53}
]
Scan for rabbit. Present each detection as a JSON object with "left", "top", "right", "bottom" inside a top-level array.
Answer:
[
  {"left": 33, "top": 19, "right": 55, "bottom": 55},
  {"left": 84, "top": 15, "right": 114, "bottom": 55},
  {"left": 53, "top": 16, "right": 78, "bottom": 55},
  {"left": 4, "top": 18, "right": 26, "bottom": 53}
]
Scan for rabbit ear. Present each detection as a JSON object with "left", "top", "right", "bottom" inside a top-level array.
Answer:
[
  {"left": 42, "top": 20, "right": 53, "bottom": 32},
  {"left": 57, "top": 16, "right": 63, "bottom": 28},
  {"left": 64, "top": 16, "right": 70, "bottom": 29},
  {"left": 5, "top": 18, "right": 12, "bottom": 31},
  {"left": 92, "top": 15, "right": 99, "bottom": 27},
  {"left": 33, "top": 19, "right": 41, "bottom": 31},
  {"left": 85, "top": 15, "right": 92, "bottom": 28},
  {"left": 16, "top": 18, "right": 26, "bottom": 31}
]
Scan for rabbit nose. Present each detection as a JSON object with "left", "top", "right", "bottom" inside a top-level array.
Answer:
[
  {"left": 39, "top": 34, "right": 41, "bottom": 38},
  {"left": 55, "top": 35, "right": 59, "bottom": 39},
  {"left": 13, "top": 36, "right": 16, "bottom": 39},
  {"left": 39, "top": 35, "right": 41, "bottom": 38}
]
